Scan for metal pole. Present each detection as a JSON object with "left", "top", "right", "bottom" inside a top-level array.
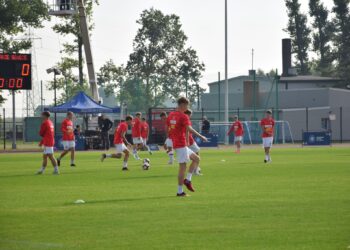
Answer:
[
  {"left": 218, "top": 71, "right": 221, "bottom": 121},
  {"left": 54, "top": 74, "right": 57, "bottom": 137},
  {"left": 253, "top": 70, "right": 256, "bottom": 120},
  {"left": 197, "top": 84, "right": 200, "bottom": 110},
  {"left": 41, "top": 80, "right": 43, "bottom": 112},
  {"left": 12, "top": 90, "right": 16, "bottom": 149},
  {"left": 275, "top": 69, "right": 279, "bottom": 121},
  {"left": 340, "top": 106, "right": 343, "bottom": 143},
  {"left": 224, "top": 0, "right": 229, "bottom": 145},
  {"left": 185, "top": 81, "right": 188, "bottom": 99},
  {"left": 306, "top": 107, "right": 309, "bottom": 132},
  {"left": 3, "top": 108, "right": 5, "bottom": 150}
]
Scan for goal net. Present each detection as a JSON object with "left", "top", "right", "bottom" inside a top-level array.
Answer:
[{"left": 207, "top": 121, "right": 294, "bottom": 144}]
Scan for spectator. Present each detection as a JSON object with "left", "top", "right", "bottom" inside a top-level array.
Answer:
[
  {"left": 74, "top": 125, "right": 81, "bottom": 137},
  {"left": 201, "top": 116, "right": 211, "bottom": 134},
  {"left": 99, "top": 115, "right": 113, "bottom": 150}
]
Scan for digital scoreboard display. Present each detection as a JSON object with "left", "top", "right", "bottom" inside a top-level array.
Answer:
[{"left": 0, "top": 53, "right": 32, "bottom": 90}]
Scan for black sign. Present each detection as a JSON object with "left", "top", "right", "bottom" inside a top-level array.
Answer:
[{"left": 0, "top": 53, "right": 32, "bottom": 90}]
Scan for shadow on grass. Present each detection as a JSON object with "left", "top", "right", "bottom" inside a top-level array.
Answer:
[{"left": 64, "top": 195, "right": 174, "bottom": 206}]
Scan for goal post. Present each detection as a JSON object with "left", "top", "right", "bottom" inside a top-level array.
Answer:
[{"left": 206, "top": 121, "right": 294, "bottom": 145}]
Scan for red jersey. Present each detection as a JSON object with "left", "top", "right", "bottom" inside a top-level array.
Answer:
[
  {"left": 61, "top": 118, "right": 75, "bottom": 141},
  {"left": 260, "top": 118, "right": 275, "bottom": 138},
  {"left": 141, "top": 122, "right": 149, "bottom": 139},
  {"left": 132, "top": 118, "right": 141, "bottom": 137},
  {"left": 228, "top": 121, "right": 244, "bottom": 136},
  {"left": 167, "top": 111, "right": 191, "bottom": 149},
  {"left": 39, "top": 119, "right": 55, "bottom": 147},
  {"left": 114, "top": 122, "right": 128, "bottom": 144}
]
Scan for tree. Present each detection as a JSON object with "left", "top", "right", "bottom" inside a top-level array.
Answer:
[
  {"left": 52, "top": 0, "right": 98, "bottom": 86},
  {"left": 332, "top": 0, "right": 350, "bottom": 84},
  {"left": 284, "top": 0, "right": 312, "bottom": 74},
  {"left": 126, "top": 8, "right": 205, "bottom": 109},
  {"left": 309, "top": 0, "right": 335, "bottom": 76},
  {"left": 0, "top": 0, "right": 49, "bottom": 105}
]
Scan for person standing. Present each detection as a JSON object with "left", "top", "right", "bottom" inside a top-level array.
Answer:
[
  {"left": 184, "top": 109, "right": 202, "bottom": 176},
  {"left": 131, "top": 112, "right": 143, "bottom": 160},
  {"left": 57, "top": 111, "right": 76, "bottom": 167},
  {"left": 101, "top": 116, "right": 133, "bottom": 171},
  {"left": 167, "top": 97, "right": 207, "bottom": 197},
  {"left": 36, "top": 111, "right": 59, "bottom": 175},
  {"left": 260, "top": 110, "right": 275, "bottom": 163},
  {"left": 227, "top": 115, "right": 244, "bottom": 154},
  {"left": 160, "top": 112, "right": 174, "bottom": 165},
  {"left": 201, "top": 116, "right": 210, "bottom": 134},
  {"left": 99, "top": 115, "right": 113, "bottom": 151},
  {"left": 141, "top": 117, "right": 152, "bottom": 155}
]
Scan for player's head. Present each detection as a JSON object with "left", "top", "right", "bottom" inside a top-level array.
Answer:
[
  {"left": 184, "top": 109, "right": 192, "bottom": 118},
  {"left": 41, "top": 111, "right": 50, "bottom": 120},
  {"left": 135, "top": 112, "right": 141, "bottom": 119},
  {"left": 67, "top": 111, "right": 74, "bottom": 120},
  {"left": 125, "top": 115, "right": 133, "bottom": 125},
  {"left": 141, "top": 117, "right": 146, "bottom": 122},
  {"left": 266, "top": 109, "right": 272, "bottom": 118},
  {"left": 177, "top": 97, "right": 190, "bottom": 112},
  {"left": 233, "top": 115, "right": 238, "bottom": 121},
  {"left": 160, "top": 112, "right": 167, "bottom": 120}
]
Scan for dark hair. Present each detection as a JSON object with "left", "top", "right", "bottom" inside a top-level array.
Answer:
[
  {"left": 184, "top": 109, "right": 192, "bottom": 115},
  {"left": 266, "top": 110, "right": 272, "bottom": 114},
  {"left": 76, "top": 125, "right": 80, "bottom": 128},
  {"left": 177, "top": 97, "right": 189, "bottom": 105},
  {"left": 142, "top": 118, "right": 146, "bottom": 121},
  {"left": 135, "top": 112, "right": 141, "bottom": 116},
  {"left": 160, "top": 112, "right": 167, "bottom": 117},
  {"left": 125, "top": 115, "right": 133, "bottom": 121},
  {"left": 42, "top": 111, "right": 50, "bottom": 118}
]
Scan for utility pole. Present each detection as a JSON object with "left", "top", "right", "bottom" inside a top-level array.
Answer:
[
  {"left": 224, "top": 0, "right": 229, "bottom": 145},
  {"left": 12, "top": 91, "right": 16, "bottom": 149}
]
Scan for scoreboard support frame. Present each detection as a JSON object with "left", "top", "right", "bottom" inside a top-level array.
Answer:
[{"left": 12, "top": 90, "right": 16, "bottom": 149}]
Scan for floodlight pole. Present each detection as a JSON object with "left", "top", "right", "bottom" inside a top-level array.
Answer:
[
  {"left": 54, "top": 73, "right": 57, "bottom": 137},
  {"left": 224, "top": 0, "right": 229, "bottom": 145}
]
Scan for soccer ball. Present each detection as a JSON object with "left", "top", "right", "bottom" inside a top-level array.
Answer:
[{"left": 142, "top": 158, "right": 151, "bottom": 170}]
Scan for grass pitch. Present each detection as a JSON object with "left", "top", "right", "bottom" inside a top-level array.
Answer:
[{"left": 0, "top": 147, "right": 349, "bottom": 250}]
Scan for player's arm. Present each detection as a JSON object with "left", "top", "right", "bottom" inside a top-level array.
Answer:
[
  {"left": 38, "top": 124, "right": 46, "bottom": 146},
  {"left": 227, "top": 124, "right": 234, "bottom": 135},
  {"left": 61, "top": 121, "right": 67, "bottom": 133},
  {"left": 188, "top": 125, "right": 208, "bottom": 142},
  {"left": 122, "top": 131, "right": 131, "bottom": 146}
]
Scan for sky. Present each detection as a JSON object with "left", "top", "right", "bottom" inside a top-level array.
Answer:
[{"left": 2, "top": 0, "right": 335, "bottom": 114}]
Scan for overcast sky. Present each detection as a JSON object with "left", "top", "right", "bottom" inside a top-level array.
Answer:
[{"left": 3, "top": 0, "right": 335, "bottom": 114}]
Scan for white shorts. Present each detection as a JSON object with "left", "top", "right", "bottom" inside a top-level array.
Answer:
[
  {"left": 263, "top": 137, "right": 273, "bottom": 148},
  {"left": 62, "top": 140, "right": 75, "bottom": 150},
  {"left": 43, "top": 146, "right": 54, "bottom": 155},
  {"left": 115, "top": 143, "right": 127, "bottom": 153},
  {"left": 165, "top": 138, "right": 173, "bottom": 148},
  {"left": 142, "top": 138, "right": 148, "bottom": 145},
  {"left": 133, "top": 137, "right": 144, "bottom": 145},
  {"left": 188, "top": 142, "right": 200, "bottom": 153},
  {"left": 234, "top": 136, "right": 243, "bottom": 143},
  {"left": 175, "top": 147, "right": 194, "bottom": 164}
]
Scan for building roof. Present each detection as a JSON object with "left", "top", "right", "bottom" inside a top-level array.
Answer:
[
  {"left": 279, "top": 75, "right": 342, "bottom": 83},
  {"left": 207, "top": 75, "right": 270, "bottom": 85}
]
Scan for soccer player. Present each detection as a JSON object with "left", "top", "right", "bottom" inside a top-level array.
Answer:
[
  {"left": 227, "top": 115, "right": 244, "bottom": 153},
  {"left": 184, "top": 109, "right": 202, "bottom": 176},
  {"left": 260, "top": 110, "right": 275, "bottom": 163},
  {"left": 101, "top": 115, "right": 133, "bottom": 171},
  {"left": 160, "top": 112, "right": 174, "bottom": 164},
  {"left": 141, "top": 117, "right": 152, "bottom": 155},
  {"left": 131, "top": 112, "right": 143, "bottom": 160},
  {"left": 36, "top": 111, "right": 59, "bottom": 175},
  {"left": 167, "top": 97, "right": 207, "bottom": 197},
  {"left": 57, "top": 111, "right": 76, "bottom": 167}
]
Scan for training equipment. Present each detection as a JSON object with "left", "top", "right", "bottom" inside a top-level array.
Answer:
[
  {"left": 74, "top": 199, "right": 85, "bottom": 204},
  {"left": 142, "top": 158, "right": 151, "bottom": 170}
]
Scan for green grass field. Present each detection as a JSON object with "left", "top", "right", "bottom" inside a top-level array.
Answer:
[{"left": 0, "top": 147, "right": 349, "bottom": 250}]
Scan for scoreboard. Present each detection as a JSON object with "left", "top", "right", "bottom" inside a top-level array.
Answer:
[{"left": 0, "top": 53, "right": 32, "bottom": 90}]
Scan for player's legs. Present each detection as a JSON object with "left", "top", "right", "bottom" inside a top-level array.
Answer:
[
  {"left": 236, "top": 141, "right": 241, "bottom": 153},
  {"left": 48, "top": 154, "right": 59, "bottom": 174},
  {"left": 189, "top": 143, "right": 202, "bottom": 175},
  {"left": 143, "top": 139, "right": 152, "bottom": 155},
  {"left": 37, "top": 154, "right": 48, "bottom": 174},
  {"left": 132, "top": 138, "right": 141, "bottom": 160},
  {"left": 165, "top": 139, "right": 174, "bottom": 164},
  {"left": 263, "top": 137, "right": 273, "bottom": 163},
  {"left": 177, "top": 163, "right": 187, "bottom": 196},
  {"left": 122, "top": 149, "right": 130, "bottom": 170},
  {"left": 70, "top": 148, "right": 76, "bottom": 166}
]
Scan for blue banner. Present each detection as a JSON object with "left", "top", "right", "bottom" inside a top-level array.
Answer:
[
  {"left": 195, "top": 133, "right": 218, "bottom": 147},
  {"left": 55, "top": 135, "right": 86, "bottom": 151},
  {"left": 302, "top": 131, "right": 331, "bottom": 146}
]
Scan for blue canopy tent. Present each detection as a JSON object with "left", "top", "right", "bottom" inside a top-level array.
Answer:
[
  {"left": 46, "top": 91, "right": 120, "bottom": 113},
  {"left": 45, "top": 91, "right": 120, "bottom": 150}
]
